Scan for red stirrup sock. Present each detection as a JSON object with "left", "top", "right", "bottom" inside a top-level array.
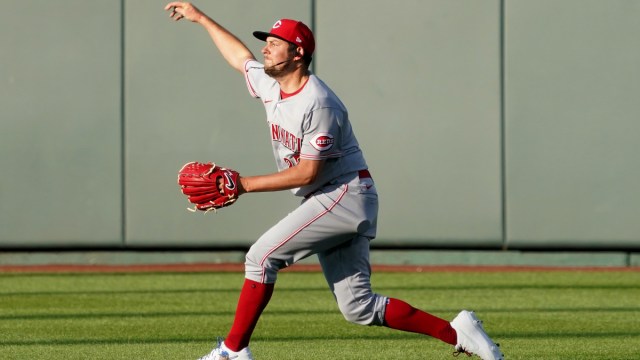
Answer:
[
  {"left": 224, "top": 278, "right": 275, "bottom": 352},
  {"left": 384, "top": 298, "right": 457, "bottom": 345}
]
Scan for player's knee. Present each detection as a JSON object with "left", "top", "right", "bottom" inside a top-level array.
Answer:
[
  {"left": 244, "top": 246, "right": 284, "bottom": 283},
  {"left": 341, "top": 308, "right": 374, "bottom": 325},
  {"left": 338, "top": 293, "right": 386, "bottom": 326}
]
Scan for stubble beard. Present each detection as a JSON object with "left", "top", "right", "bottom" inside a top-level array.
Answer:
[{"left": 264, "top": 61, "right": 293, "bottom": 78}]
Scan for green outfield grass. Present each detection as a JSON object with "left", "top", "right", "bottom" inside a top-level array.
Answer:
[{"left": 1, "top": 269, "right": 638, "bottom": 359}]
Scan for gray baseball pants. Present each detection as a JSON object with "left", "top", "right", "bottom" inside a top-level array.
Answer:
[{"left": 245, "top": 171, "right": 388, "bottom": 326}]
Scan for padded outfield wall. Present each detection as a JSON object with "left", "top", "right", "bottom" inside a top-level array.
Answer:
[{"left": 1, "top": 1, "right": 638, "bottom": 250}]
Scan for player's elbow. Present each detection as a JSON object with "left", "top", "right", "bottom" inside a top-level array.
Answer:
[
  {"left": 298, "top": 171, "right": 318, "bottom": 186},
  {"left": 296, "top": 159, "right": 324, "bottom": 186}
]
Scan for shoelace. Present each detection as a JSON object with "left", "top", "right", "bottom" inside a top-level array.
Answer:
[{"left": 452, "top": 349, "right": 473, "bottom": 357}]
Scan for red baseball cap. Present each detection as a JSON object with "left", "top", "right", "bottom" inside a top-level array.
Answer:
[{"left": 253, "top": 19, "right": 315, "bottom": 56}]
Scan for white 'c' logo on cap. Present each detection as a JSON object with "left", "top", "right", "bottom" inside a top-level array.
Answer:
[{"left": 273, "top": 20, "right": 282, "bottom": 29}]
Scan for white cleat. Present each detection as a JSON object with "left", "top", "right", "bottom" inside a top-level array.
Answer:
[
  {"left": 197, "top": 338, "right": 254, "bottom": 360},
  {"left": 450, "top": 310, "right": 504, "bottom": 360}
]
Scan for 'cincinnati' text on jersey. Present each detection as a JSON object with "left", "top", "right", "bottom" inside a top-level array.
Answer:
[{"left": 271, "top": 123, "right": 302, "bottom": 153}]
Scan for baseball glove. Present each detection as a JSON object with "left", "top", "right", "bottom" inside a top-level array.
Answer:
[{"left": 177, "top": 161, "right": 241, "bottom": 212}]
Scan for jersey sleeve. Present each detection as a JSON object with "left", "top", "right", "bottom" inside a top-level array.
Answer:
[
  {"left": 299, "top": 107, "right": 344, "bottom": 160},
  {"left": 243, "top": 59, "right": 269, "bottom": 99}
]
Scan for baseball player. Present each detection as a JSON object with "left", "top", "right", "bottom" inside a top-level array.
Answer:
[{"left": 166, "top": 3, "right": 504, "bottom": 360}]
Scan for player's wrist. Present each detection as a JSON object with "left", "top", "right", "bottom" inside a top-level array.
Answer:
[
  {"left": 195, "top": 13, "right": 212, "bottom": 26},
  {"left": 238, "top": 176, "right": 249, "bottom": 195}
]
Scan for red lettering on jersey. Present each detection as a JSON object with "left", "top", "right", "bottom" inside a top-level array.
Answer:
[
  {"left": 271, "top": 123, "right": 280, "bottom": 140},
  {"left": 270, "top": 123, "right": 302, "bottom": 153}
]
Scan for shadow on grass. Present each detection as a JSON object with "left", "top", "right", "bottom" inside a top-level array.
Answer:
[
  {"left": 1, "top": 306, "right": 638, "bottom": 321},
  {"left": 3, "top": 330, "right": 639, "bottom": 347},
  {"left": 2, "top": 282, "right": 639, "bottom": 297}
]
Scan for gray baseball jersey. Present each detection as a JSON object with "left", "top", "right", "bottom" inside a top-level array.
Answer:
[
  {"left": 244, "top": 60, "right": 368, "bottom": 197},
  {"left": 242, "top": 60, "right": 387, "bottom": 326}
]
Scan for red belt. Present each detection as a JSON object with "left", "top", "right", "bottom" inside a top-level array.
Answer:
[{"left": 358, "top": 169, "right": 372, "bottom": 179}]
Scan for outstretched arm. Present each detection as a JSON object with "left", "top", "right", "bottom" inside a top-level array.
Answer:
[
  {"left": 238, "top": 159, "right": 325, "bottom": 194},
  {"left": 165, "top": 2, "right": 255, "bottom": 73}
]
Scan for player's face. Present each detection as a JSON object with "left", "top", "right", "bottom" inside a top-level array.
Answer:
[{"left": 262, "top": 37, "right": 295, "bottom": 77}]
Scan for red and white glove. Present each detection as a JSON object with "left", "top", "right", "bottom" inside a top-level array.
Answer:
[{"left": 177, "top": 161, "right": 240, "bottom": 212}]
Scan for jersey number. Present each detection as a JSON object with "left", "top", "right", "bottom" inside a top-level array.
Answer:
[{"left": 283, "top": 154, "right": 300, "bottom": 168}]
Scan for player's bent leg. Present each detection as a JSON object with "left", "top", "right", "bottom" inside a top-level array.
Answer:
[
  {"left": 318, "top": 235, "right": 387, "bottom": 326},
  {"left": 243, "top": 204, "right": 328, "bottom": 283},
  {"left": 231, "top": 190, "right": 371, "bottom": 352},
  {"left": 244, "top": 188, "right": 366, "bottom": 284}
]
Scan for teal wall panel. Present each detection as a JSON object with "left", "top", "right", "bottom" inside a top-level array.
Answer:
[
  {"left": 0, "top": 1, "right": 122, "bottom": 246},
  {"left": 504, "top": 0, "right": 640, "bottom": 248},
  {"left": 316, "top": 0, "right": 503, "bottom": 247},
  {"left": 1, "top": 1, "right": 639, "bottom": 251}
]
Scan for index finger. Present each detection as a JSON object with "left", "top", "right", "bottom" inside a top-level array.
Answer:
[{"left": 164, "top": 2, "right": 183, "bottom": 11}]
